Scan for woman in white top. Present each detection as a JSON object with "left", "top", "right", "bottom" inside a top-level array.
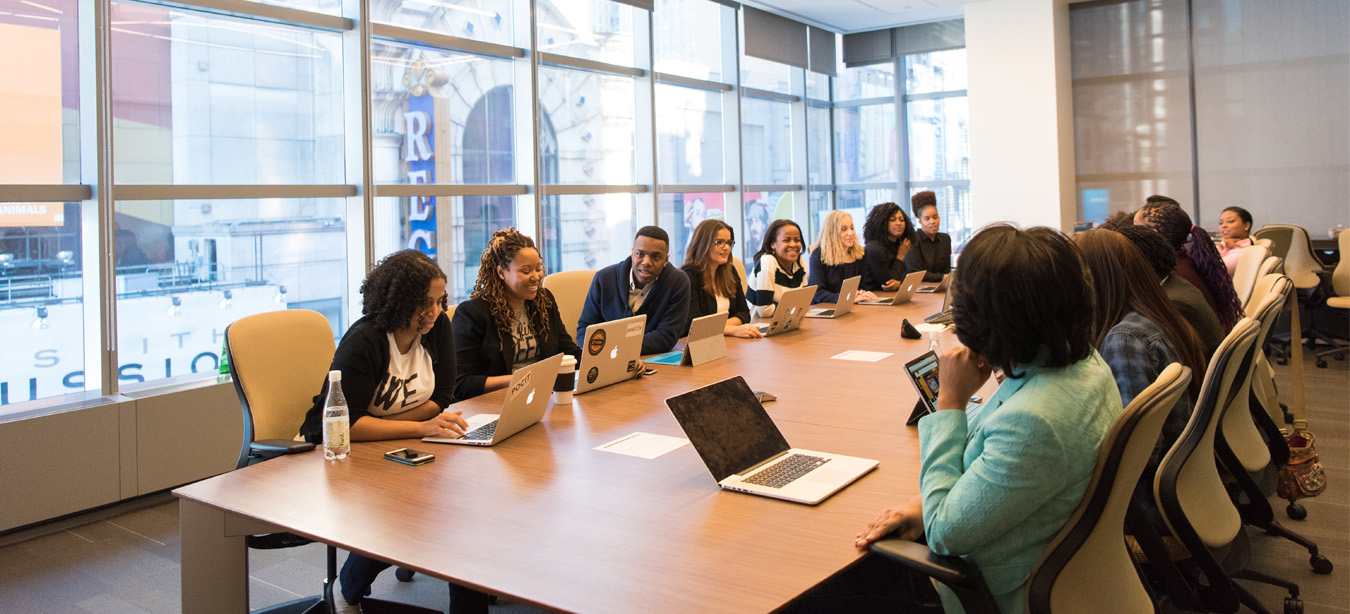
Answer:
[
  {"left": 1217, "top": 206, "right": 1254, "bottom": 276},
  {"left": 747, "top": 219, "right": 808, "bottom": 318}
]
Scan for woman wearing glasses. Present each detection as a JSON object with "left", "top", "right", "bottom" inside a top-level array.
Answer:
[
  {"left": 682, "top": 219, "right": 764, "bottom": 339},
  {"left": 299, "top": 249, "right": 486, "bottom": 614}
]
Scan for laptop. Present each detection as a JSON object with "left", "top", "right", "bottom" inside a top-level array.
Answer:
[
  {"left": 753, "top": 285, "right": 816, "bottom": 337},
  {"left": 422, "top": 353, "right": 563, "bottom": 446},
  {"left": 806, "top": 275, "right": 860, "bottom": 319},
  {"left": 576, "top": 314, "right": 647, "bottom": 395},
  {"left": 901, "top": 350, "right": 991, "bottom": 426},
  {"left": 916, "top": 272, "right": 952, "bottom": 294},
  {"left": 681, "top": 311, "right": 729, "bottom": 366},
  {"left": 858, "top": 271, "right": 926, "bottom": 306},
  {"left": 925, "top": 282, "right": 955, "bottom": 324},
  {"left": 665, "top": 376, "right": 879, "bottom": 505}
]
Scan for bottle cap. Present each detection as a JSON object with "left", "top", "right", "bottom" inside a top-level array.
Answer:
[{"left": 328, "top": 370, "right": 341, "bottom": 382}]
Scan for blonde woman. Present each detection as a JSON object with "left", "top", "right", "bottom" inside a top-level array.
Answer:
[{"left": 808, "top": 211, "right": 878, "bottom": 304}]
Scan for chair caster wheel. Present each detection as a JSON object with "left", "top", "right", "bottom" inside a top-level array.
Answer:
[
  {"left": 1316, "top": 359, "right": 1328, "bottom": 368},
  {"left": 1311, "top": 554, "right": 1333, "bottom": 575},
  {"left": 395, "top": 567, "right": 415, "bottom": 582},
  {"left": 1285, "top": 596, "right": 1304, "bottom": 614},
  {"left": 1286, "top": 503, "right": 1307, "bottom": 520}
]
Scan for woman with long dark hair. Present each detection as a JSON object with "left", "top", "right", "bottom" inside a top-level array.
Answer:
[
  {"left": 451, "top": 228, "right": 581, "bottom": 401},
  {"left": 860, "top": 202, "right": 914, "bottom": 292},
  {"left": 747, "top": 218, "right": 808, "bottom": 318},
  {"left": 683, "top": 218, "right": 763, "bottom": 338},
  {"left": 1135, "top": 198, "right": 1244, "bottom": 329},
  {"left": 1217, "top": 206, "right": 1254, "bottom": 276}
]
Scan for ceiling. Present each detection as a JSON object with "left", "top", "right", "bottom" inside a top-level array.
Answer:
[{"left": 742, "top": 0, "right": 974, "bottom": 34}]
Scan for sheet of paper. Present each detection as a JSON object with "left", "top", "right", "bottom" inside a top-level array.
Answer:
[
  {"left": 594, "top": 432, "right": 690, "bottom": 459},
  {"left": 645, "top": 350, "right": 684, "bottom": 366},
  {"left": 830, "top": 350, "right": 894, "bottom": 362},
  {"left": 914, "top": 323, "right": 950, "bottom": 333}
]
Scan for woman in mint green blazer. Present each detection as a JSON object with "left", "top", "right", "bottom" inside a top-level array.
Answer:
[{"left": 856, "top": 226, "right": 1124, "bottom": 614}]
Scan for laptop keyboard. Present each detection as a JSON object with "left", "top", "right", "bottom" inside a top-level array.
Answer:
[
  {"left": 743, "top": 454, "right": 830, "bottom": 488},
  {"left": 460, "top": 421, "right": 498, "bottom": 441}
]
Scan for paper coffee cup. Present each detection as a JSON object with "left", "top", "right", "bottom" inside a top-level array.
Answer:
[{"left": 553, "top": 355, "right": 578, "bottom": 404}]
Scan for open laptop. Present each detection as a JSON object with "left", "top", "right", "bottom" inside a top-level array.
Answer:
[
  {"left": 925, "top": 282, "right": 955, "bottom": 324},
  {"left": 916, "top": 272, "right": 952, "bottom": 294},
  {"left": 858, "top": 271, "right": 926, "bottom": 306},
  {"left": 681, "top": 311, "right": 729, "bottom": 366},
  {"left": 806, "top": 275, "right": 860, "bottom": 319},
  {"left": 753, "top": 285, "right": 816, "bottom": 337},
  {"left": 423, "top": 353, "right": 563, "bottom": 446},
  {"left": 666, "top": 376, "right": 878, "bottom": 504},
  {"left": 901, "top": 350, "right": 994, "bottom": 426},
  {"left": 576, "top": 314, "right": 646, "bottom": 395}
]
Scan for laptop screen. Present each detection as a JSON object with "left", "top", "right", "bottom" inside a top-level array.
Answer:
[
  {"left": 904, "top": 351, "right": 941, "bottom": 412},
  {"left": 665, "top": 376, "right": 791, "bottom": 482}
]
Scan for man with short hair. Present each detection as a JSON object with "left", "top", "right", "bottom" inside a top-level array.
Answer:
[{"left": 575, "top": 226, "right": 691, "bottom": 355}]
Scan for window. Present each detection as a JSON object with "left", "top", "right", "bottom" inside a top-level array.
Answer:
[
  {"left": 374, "top": 196, "right": 517, "bottom": 303},
  {"left": 834, "top": 103, "right": 897, "bottom": 184},
  {"left": 654, "top": 0, "right": 725, "bottom": 82},
  {"left": 742, "top": 191, "right": 793, "bottom": 261},
  {"left": 835, "top": 62, "right": 894, "bottom": 101},
  {"left": 741, "top": 97, "right": 792, "bottom": 185},
  {"left": 656, "top": 84, "right": 724, "bottom": 185},
  {"left": 903, "top": 50, "right": 971, "bottom": 249},
  {"left": 373, "top": 0, "right": 515, "bottom": 46},
  {"left": 658, "top": 191, "right": 726, "bottom": 265},
  {"left": 542, "top": 194, "right": 635, "bottom": 272},
  {"left": 0, "top": 207, "right": 84, "bottom": 406},
  {"left": 538, "top": 0, "right": 638, "bottom": 67},
  {"left": 740, "top": 55, "right": 790, "bottom": 93},
  {"left": 0, "top": 0, "right": 79, "bottom": 183},
  {"left": 540, "top": 67, "right": 637, "bottom": 185}
]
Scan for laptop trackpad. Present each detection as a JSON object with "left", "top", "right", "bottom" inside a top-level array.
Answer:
[{"left": 803, "top": 468, "right": 854, "bottom": 486}]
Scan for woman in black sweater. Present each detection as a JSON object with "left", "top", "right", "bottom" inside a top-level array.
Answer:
[
  {"left": 452, "top": 228, "right": 582, "bottom": 401},
  {"left": 860, "top": 202, "right": 914, "bottom": 292},
  {"left": 681, "top": 219, "right": 763, "bottom": 339}
]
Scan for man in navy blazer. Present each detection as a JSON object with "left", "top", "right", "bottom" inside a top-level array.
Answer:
[{"left": 575, "top": 226, "right": 691, "bottom": 355}]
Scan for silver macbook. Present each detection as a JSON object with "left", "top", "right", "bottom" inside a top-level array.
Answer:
[
  {"left": 858, "top": 271, "right": 926, "bottom": 306},
  {"left": 916, "top": 272, "right": 952, "bottom": 294},
  {"left": 681, "top": 311, "right": 729, "bottom": 366},
  {"left": 423, "top": 353, "right": 563, "bottom": 446},
  {"left": 666, "top": 376, "right": 878, "bottom": 505},
  {"left": 753, "top": 285, "right": 816, "bottom": 337},
  {"left": 925, "top": 276, "right": 956, "bottom": 324},
  {"left": 806, "top": 275, "right": 860, "bottom": 319},
  {"left": 576, "top": 314, "right": 646, "bottom": 395}
]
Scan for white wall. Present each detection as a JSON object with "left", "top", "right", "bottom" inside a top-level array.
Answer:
[{"left": 965, "top": 0, "right": 1078, "bottom": 233}]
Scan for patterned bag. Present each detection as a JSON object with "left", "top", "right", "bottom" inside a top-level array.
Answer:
[{"left": 1277, "top": 424, "right": 1327, "bottom": 502}]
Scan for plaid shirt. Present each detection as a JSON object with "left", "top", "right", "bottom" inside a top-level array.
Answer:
[{"left": 1101, "top": 311, "right": 1193, "bottom": 469}]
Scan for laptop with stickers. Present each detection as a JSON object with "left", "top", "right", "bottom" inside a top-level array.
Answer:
[
  {"left": 422, "top": 353, "right": 563, "bottom": 446},
  {"left": 575, "top": 314, "right": 647, "bottom": 395},
  {"left": 753, "top": 285, "right": 816, "bottom": 337}
]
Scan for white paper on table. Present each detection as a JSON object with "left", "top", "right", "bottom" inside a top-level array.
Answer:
[
  {"left": 830, "top": 350, "right": 894, "bottom": 362},
  {"left": 914, "top": 323, "right": 950, "bottom": 333},
  {"left": 594, "top": 432, "right": 690, "bottom": 459}
]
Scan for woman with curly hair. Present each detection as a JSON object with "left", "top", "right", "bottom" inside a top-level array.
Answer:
[
  {"left": 1217, "top": 206, "right": 1254, "bottom": 275},
  {"left": 860, "top": 202, "right": 914, "bottom": 292},
  {"left": 451, "top": 228, "right": 581, "bottom": 401},
  {"left": 299, "top": 249, "right": 484, "bottom": 614},
  {"left": 1134, "top": 198, "right": 1243, "bottom": 329},
  {"left": 808, "top": 210, "right": 878, "bottom": 304},
  {"left": 682, "top": 218, "right": 764, "bottom": 338}
]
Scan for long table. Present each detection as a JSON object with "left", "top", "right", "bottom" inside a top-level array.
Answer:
[{"left": 176, "top": 289, "right": 974, "bottom": 613}]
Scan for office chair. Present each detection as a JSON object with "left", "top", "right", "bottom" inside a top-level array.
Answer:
[
  {"left": 1154, "top": 318, "right": 1303, "bottom": 614},
  {"left": 1231, "top": 245, "right": 1270, "bottom": 310},
  {"left": 1313, "top": 230, "right": 1348, "bottom": 368},
  {"left": 227, "top": 310, "right": 438, "bottom": 614},
  {"left": 1255, "top": 225, "right": 1327, "bottom": 364},
  {"left": 542, "top": 269, "right": 596, "bottom": 340},
  {"left": 1256, "top": 255, "right": 1282, "bottom": 279},
  {"left": 870, "top": 364, "right": 1192, "bottom": 614}
]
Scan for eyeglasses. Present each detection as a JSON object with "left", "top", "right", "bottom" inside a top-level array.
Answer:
[{"left": 712, "top": 238, "right": 735, "bottom": 248}]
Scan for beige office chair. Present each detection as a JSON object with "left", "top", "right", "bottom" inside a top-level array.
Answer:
[
  {"left": 1231, "top": 244, "right": 1269, "bottom": 309},
  {"left": 1314, "top": 229, "right": 1349, "bottom": 367},
  {"left": 1256, "top": 255, "right": 1283, "bottom": 279},
  {"left": 542, "top": 269, "right": 596, "bottom": 341},
  {"left": 731, "top": 255, "right": 748, "bottom": 291},
  {"left": 226, "top": 309, "right": 332, "bottom": 469},
  {"left": 871, "top": 364, "right": 1192, "bottom": 614},
  {"left": 1153, "top": 318, "right": 1303, "bottom": 614}
]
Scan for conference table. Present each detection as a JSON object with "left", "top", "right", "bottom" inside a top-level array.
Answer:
[{"left": 176, "top": 287, "right": 981, "bottom": 614}]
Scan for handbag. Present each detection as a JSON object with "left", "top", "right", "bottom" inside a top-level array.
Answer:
[{"left": 1277, "top": 422, "right": 1327, "bottom": 502}]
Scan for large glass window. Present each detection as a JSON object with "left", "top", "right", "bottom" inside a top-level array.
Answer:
[
  {"left": 542, "top": 194, "right": 635, "bottom": 272},
  {"left": 903, "top": 49, "right": 971, "bottom": 250},
  {"left": 110, "top": 3, "right": 345, "bottom": 185},
  {"left": 0, "top": 208, "right": 84, "bottom": 406},
  {"left": 374, "top": 195, "right": 517, "bottom": 303},
  {"left": 373, "top": 0, "right": 515, "bottom": 46},
  {"left": 656, "top": 84, "right": 724, "bottom": 184},
  {"left": 740, "top": 55, "right": 790, "bottom": 93},
  {"left": 113, "top": 198, "right": 347, "bottom": 387},
  {"left": 807, "top": 105, "right": 832, "bottom": 186},
  {"left": 658, "top": 191, "right": 725, "bottom": 265},
  {"left": 835, "top": 103, "right": 897, "bottom": 184},
  {"left": 654, "top": 0, "right": 725, "bottom": 82},
  {"left": 835, "top": 62, "right": 894, "bottom": 101},
  {"left": 741, "top": 97, "right": 792, "bottom": 185},
  {"left": 538, "top": 0, "right": 637, "bottom": 67},
  {"left": 906, "top": 97, "right": 969, "bottom": 182},
  {"left": 0, "top": 0, "right": 79, "bottom": 184},
  {"left": 540, "top": 67, "right": 636, "bottom": 185},
  {"left": 742, "top": 191, "right": 793, "bottom": 261}
]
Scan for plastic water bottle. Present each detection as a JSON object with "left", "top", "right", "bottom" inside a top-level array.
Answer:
[
  {"left": 929, "top": 332, "right": 941, "bottom": 355},
  {"left": 322, "top": 370, "right": 350, "bottom": 460}
]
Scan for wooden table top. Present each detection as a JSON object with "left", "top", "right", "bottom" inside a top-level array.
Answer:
[{"left": 176, "top": 289, "right": 974, "bottom": 614}]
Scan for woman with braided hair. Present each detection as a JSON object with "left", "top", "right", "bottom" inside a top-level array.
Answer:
[
  {"left": 451, "top": 228, "right": 581, "bottom": 401},
  {"left": 1133, "top": 198, "right": 1244, "bottom": 329}
]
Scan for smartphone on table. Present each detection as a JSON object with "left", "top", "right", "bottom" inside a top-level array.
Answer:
[{"left": 384, "top": 448, "right": 435, "bottom": 466}]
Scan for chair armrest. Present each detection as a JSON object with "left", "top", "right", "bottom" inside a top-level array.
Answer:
[
  {"left": 250, "top": 439, "right": 316, "bottom": 459},
  {"left": 870, "top": 539, "right": 1002, "bottom": 614}
]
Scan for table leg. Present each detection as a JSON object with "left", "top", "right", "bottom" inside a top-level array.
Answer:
[{"left": 180, "top": 499, "right": 250, "bottom": 613}]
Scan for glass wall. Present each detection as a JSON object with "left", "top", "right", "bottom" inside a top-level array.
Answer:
[{"left": 0, "top": 0, "right": 971, "bottom": 410}]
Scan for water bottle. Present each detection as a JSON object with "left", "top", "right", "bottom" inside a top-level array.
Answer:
[
  {"left": 322, "top": 370, "right": 350, "bottom": 460},
  {"left": 929, "top": 332, "right": 941, "bottom": 355}
]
